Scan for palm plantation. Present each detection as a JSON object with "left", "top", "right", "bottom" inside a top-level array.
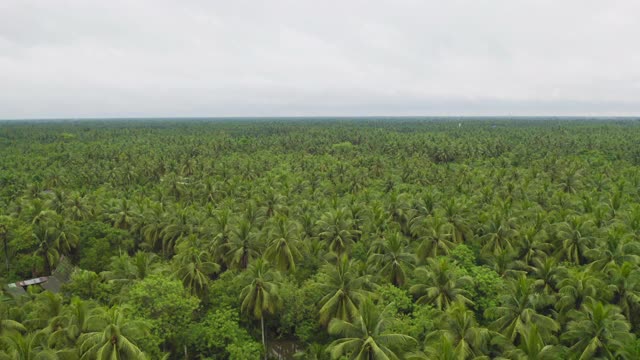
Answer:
[{"left": 2, "top": 119, "right": 640, "bottom": 359}]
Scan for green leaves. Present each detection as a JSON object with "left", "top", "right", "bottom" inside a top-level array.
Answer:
[
  {"left": 124, "top": 275, "right": 199, "bottom": 350},
  {"left": 327, "top": 299, "right": 417, "bottom": 360}
]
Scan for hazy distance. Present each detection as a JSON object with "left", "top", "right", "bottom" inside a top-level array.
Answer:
[{"left": 1, "top": 1, "right": 639, "bottom": 119}]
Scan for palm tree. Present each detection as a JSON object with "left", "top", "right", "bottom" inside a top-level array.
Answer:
[
  {"left": 411, "top": 215, "right": 456, "bottom": 262},
  {"left": 51, "top": 218, "right": 78, "bottom": 258},
  {"left": 226, "top": 219, "right": 263, "bottom": 270},
  {"left": 137, "top": 201, "right": 167, "bottom": 252},
  {"left": 173, "top": 234, "right": 220, "bottom": 295},
  {"left": 107, "top": 199, "right": 137, "bottom": 230},
  {"left": 64, "top": 191, "right": 92, "bottom": 221},
  {"left": 0, "top": 308, "right": 25, "bottom": 336},
  {"left": 346, "top": 200, "right": 368, "bottom": 240},
  {"left": 367, "top": 232, "right": 415, "bottom": 287},
  {"left": 529, "top": 257, "right": 566, "bottom": 295},
  {"left": 410, "top": 258, "right": 473, "bottom": 310},
  {"left": 327, "top": 299, "right": 417, "bottom": 360},
  {"left": 367, "top": 203, "right": 391, "bottom": 238},
  {"left": 554, "top": 216, "right": 594, "bottom": 265},
  {"left": 239, "top": 258, "right": 281, "bottom": 359},
  {"left": 386, "top": 192, "right": 413, "bottom": 235},
  {"left": 556, "top": 269, "right": 610, "bottom": 316},
  {"left": 478, "top": 213, "right": 517, "bottom": 257},
  {"left": 243, "top": 200, "right": 267, "bottom": 229},
  {"left": 0, "top": 330, "right": 60, "bottom": 360},
  {"left": 46, "top": 189, "right": 67, "bottom": 215},
  {"left": 423, "top": 335, "right": 466, "bottom": 360},
  {"left": 24, "top": 292, "right": 64, "bottom": 331},
  {"left": 129, "top": 251, "right": 161, "bottom": 281},
  {"left": 294, "top": 343, "right": 329, "bottom": 360},
  {"left": 513, "top": 226, "right": 552, "bottom": 267},
  {"left": 584, "top": 226, "right": 640, "bottom": 271},
  {"left": 607, "top": 262, "right": 640, "bottom": 324},
  {"left": 500, "top": 324, "right": 566, "bottom": 360},
  {"left": 32, "top": 225, "right": 59, "bottom": 275},
  {"left": 263, "top": 216, "right": 302, "bottom": 272},
  {"left": 316, "top": 209, "right": 359, "bottom": 257},
  {"left": 260, "top": 191, "right": 286, "bottom": 218},
  {"left": 101, "top": 251, "right": 160, "bottom": 283},
  {"left": 0, "top": 216, "right": 12, "bottom": 272},
  {"left": 160, "top": 205, "right": 196, "bottom": 256},
  {"left": 441, "top": 198, "right": 471, "bottom": 244},
  {"left": 44, "top": 297, "right": 93, "bottom": 349},
  {"left": 486, "top": 275, "right": 559, "bottom": 344},
  {"left": 561, "top": 300, "right": 634, "bottom": 359},
  {"left": 425, "top": 301, "right": 490, "bottom": 359},
  {"left": 77, "top": 306, "right": 148, "bottom": 360},
  {"left": 317, "top": 257, "right": 374, "bottom": 325}
]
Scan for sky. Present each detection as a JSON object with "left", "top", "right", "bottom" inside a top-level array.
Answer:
[{"left": 1, "top": 0, "right": 640, "bottom": 119}]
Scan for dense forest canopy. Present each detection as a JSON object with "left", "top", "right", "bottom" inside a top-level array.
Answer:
[{"left": 2, "top": 118, "right": 640, "bottom": 359}]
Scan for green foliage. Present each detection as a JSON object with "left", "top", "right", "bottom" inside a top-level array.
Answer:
[
  {"left": 62, "top": 269, "right": 113, "bottom": 303},
  {"left": 3, "top": 119, "right": 640, "bottom": 358},
  {"left": 76, "top": 222, "right": 132, "bottom": 272},
  {"left": 125, "top": 275, "right": 199, "bottom": 352},
  {"left": 185, "top": 306, "right": 262, "bottom": 359},
  {"left": 204, "top": 270, "right": 244, "bottom": 310},
  {"left": 375, "top": 284, "right": 413, "bottom": 315}
]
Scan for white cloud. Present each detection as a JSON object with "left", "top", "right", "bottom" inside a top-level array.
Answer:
[{"left": 1, "top": 0, "right": 639, "bottom": 118}]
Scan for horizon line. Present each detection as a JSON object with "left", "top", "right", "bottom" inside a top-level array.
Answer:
[{"left": 2, "top": 115, "right": 640, "bottom": 122}]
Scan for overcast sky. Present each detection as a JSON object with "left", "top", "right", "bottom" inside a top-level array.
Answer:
[{"left": 1, "top": 1, "right": 640, "bottom": 119}]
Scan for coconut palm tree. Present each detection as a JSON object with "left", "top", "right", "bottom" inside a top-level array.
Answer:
[
  {"left": 410, "top": 258, "right": 473, "bottom": 310},
  {"left": 44, "top": 297, "right": 93, "bottom": 349},
  {"left": 411, "top": 215, "right": 456, "bottom": 262},
  {"left": 263, "top": 216, "right": 302, "bottom": 272},
  {"left": 77, "top": 306, "right": 148, "bottom": 360},
  {"left": 478, "top": 213, "right": 517, "bottom": 257},
  {"left": 137, "top": 201, "right": 167, "bottom": 252},
  {"left": 326, "top": 299, "right": 417, "bottom": 360},
  {"left": 561, "top": 300, "right": 634, "bottom": 359},
  {"left": 107, "top": 199, "right": 137, "bottom": 230},
  {"left": 64, "top": 191, "right": 92, "bottom": 221},
  {"left": 316, "top": 209, "right": 359, "bottom": 257},
  {"left": 160, "top": 205, "right": 196, "bottom": 256},
  {"left": 584, "top": 226, "right": 640, "bottom": 272},
  {"left": 513, "top": 226, "right": 552, "bottom": 268},
  {"left": 226, "top": 219, "right": 263, "bottom": 270},
  {"left": 425, "top": 301, "right": 491, "bottom": 359},
  {"left": 239, "top": 258, "right": 281, "bottom": 360},
  {"left": 32, "top": 225, "right": 59, "bottom": 275},
  {"left": 367, "top": 232, "right": 415, "bottom": 287},
  {"left": 51, "top": 218, "right": 78, "bottom": 258},
  {"left": 0, "top": 308, "right": 25, "bottom": 336},
  {"left": 101, "top": 251, "right": 160, "bottom": 283},
  {"left": 499, "top": 324, "right": 566, "bottom": 360},
  {"left": 207, "top": 207, "right": 234, "bottom": 266},
  {"left": 0, "top": 330, "right": 60, "bottom": 360},
  {"left": 441, "top": 198, "right": 471, "bottom": 244},
  {"left": 423, "top": 335, "right": 468, "bottom": 360},
  {"left": 173, "top": 234, "right": 220, "bottom": 296},
  {"left": 607, "top": 262, "right": 640, "bottom": 325},
  {"left": 554, "top": 216, "right": 594, "bottom": 265},
  {"left": 529, "top": 257, "right": 566, "bottom": 295},
  {"left": 24, "top": 292, "right": 64, "bottom": 331},
  {"left": 556, "top": 269, "right": 610, "bottom": 316},
  {"left": 0, "top": 216, "right": 13, "bottom": 273},
  {"left": 486, "top": 275, "right": 559, "bottom": 344},
  {"left": 317, "top": 257, "right": 374, "bottom": 325}
]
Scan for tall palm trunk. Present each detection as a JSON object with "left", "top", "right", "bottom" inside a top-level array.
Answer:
[
  {"left": 261, "top": 315, "right": 267, "bottom": 360},
  {"left": 3, "top": 235, "right": 8, "bottom": 272},
  {"left": 44, "top": 254, "right": 52, "bottom": 275}
]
